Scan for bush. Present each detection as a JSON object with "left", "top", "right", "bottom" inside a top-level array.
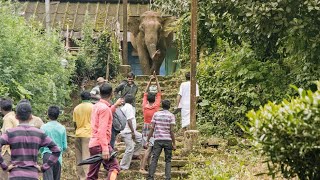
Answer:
[
  {"left": 0, "top": 2, "right": 74, "bottom": 114},
  {"left": 245, "top": 81, "right": 320, "bottom": 179},
  {"left": 197, "top": 40, "right": 288, "bottom": 136}
]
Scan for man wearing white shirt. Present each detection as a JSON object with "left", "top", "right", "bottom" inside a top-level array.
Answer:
[
  {"left": 119, "top": 94, "right": 143, "bottom": 170},
  {"left": 176, "top": 72, "right": 200, "bottom": 130}
]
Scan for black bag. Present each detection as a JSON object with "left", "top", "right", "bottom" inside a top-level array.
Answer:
[{"left": 112, "top": 108, "right": 127, "bottom": 132}]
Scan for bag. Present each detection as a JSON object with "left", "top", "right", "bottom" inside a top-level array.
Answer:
[{"left": 112, "top": 108, "right": 127, "bottom": 132}]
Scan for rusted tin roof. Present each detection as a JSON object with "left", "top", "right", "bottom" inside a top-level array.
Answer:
[{"left": 20, "top": 1, "right": 150, "bottom": 38}]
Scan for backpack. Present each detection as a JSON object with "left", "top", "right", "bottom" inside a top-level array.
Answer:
[{"left": 112, "top": 108, "right": 127, "bottom": 132}]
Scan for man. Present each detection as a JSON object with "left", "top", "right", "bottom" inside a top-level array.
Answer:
[
  {"left": 18, "top": 99, "right": 44, "bottom": 128},
  {"left": 114, "top": 72, "right": 138, "bottom": 106},
  {"left": 41, "top": 106, "right": 68, "bottom": 180},
  {"left": 90, "top": 77, "right": 107, "bottom": 101},
  {"left": 0, "top": 99, "right": 18, "bottom": 180},
  {"left": 87, "top": 84, "right": 123, "bottom": 180},
  {"left": 176, "top": 72, "right": 199, "bottom": 130},
  {"left": 147, "top": 100, "right": 176, "bottom": 180},
  {"left": 73, "top": 91, "right": 93, "bottom": 180},
  {"left": 119, "top": 94, "right": 143, "bottom": 170},
  {"left": 140, "top": 73, "right": 161, "bottom": 173},
  {"left": 0, "top": 102, "right": 61, "bottom": 180}
]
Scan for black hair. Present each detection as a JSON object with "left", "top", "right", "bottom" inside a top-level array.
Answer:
[
  {"left": 19, "top": 99, "right": 31, "bottom": 105},
  {"left": 127, "top": 72, "right": 135, "bottom": 79},
  {"left": 0, "top": 99, "right": 13, "bottom": 112},
  {"left": 81, "top": 91, "right": 91, "bottom": 100},
  {"left": 16, "top": 102, "right": 32, "bottom": 121},
  {"left": 124, "top": 94, "right": 134, "bottom": 104},
  {"left": 48, "top": 106, "right": 60, "bottom": 120},
  {"left": 147, "top": 92, "right": 156, "bottom": 103},
  {"left": 162, "top": 99, "right": 171, "bottom": 110},
  {"left": 100, "top": 84, "right": 113, "bottom": 98},
  {"left": 185, "top": 72, "right": 191, "bottom": 81}
]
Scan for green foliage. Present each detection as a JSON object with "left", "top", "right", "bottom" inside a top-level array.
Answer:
[
  {"left": 0, "top": 1, "right": 74, "bottom": 114},
  {"left": 245, "top": 82, "right": 320, "bottom": 179},
  {"left": 197, "top": 40, "right": 287, "bottom": 136},
  {"left": 73, "top": 15, "right": 120, "bottom": 84}
]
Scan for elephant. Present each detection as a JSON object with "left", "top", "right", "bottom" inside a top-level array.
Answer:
[{"left": 128, "top": 11, "right": 175, "bottom": 75}]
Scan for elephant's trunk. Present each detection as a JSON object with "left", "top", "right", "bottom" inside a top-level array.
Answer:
[{"left": 147, "top": 43, "right": 160, "bottom": 61}]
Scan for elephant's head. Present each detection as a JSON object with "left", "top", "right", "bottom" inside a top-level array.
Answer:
[{"left": 128, "top": 11, "right": 174, "bottom": 61}]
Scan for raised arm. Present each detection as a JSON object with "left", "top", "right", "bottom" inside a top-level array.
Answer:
[
  {"left": 144, "top": 76, "right": 154, "bottom": 93},
  {"left": 154, "top": 71, "right": 161, "bottom": 93}
]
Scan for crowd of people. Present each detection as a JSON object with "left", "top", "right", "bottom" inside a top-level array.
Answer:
[{"left": 0, "top": 71, "right": 199, "bottom": 180}]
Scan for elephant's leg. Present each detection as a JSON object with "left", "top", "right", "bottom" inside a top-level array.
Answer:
[{"left": 137, "top": 45, "right": 151, "bottom": 75}]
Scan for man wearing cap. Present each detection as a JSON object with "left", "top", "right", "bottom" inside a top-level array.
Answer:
[{"left": 90, "top": 77, "right": 107, "bottom": 103}]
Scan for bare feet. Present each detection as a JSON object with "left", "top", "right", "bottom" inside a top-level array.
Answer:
[{"left": 139, "top": 169, "right": 148, "bottom": 174}]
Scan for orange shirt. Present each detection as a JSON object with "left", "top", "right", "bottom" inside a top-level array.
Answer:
[
  {"left": 89, "top": 99, "right": 116, "bottom": 152},
  {"left": 142, "top": 92, "right": 161, "bottom": 124}
]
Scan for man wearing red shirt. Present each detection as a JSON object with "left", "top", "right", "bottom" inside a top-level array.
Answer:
[
  {"left": 87, "top": 84, "right": 123, "bottom": 180},
  {"left": 140, "top": 73, "right": 161, "bottom": 173}
]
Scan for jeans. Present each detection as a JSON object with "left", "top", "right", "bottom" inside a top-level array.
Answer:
[
  {"left": 148, "top": 140, "right": 173, "bottom": 180},
  {"left": 75, "top": 137, "right": 90, "bottom": 180},
  {"left": 120, "top": 131, "right": 143, "bottom": 170},
  {"left": 43, "top": 153, "right": 61, "bottom": 180},
  {"left": 86, "top": 145, "right": 120, "bottom": 180},
  {"left": 110, "top": 127, "right": 120, "bottom": 149}
]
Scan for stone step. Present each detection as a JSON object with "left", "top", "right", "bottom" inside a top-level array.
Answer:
[{"left": 117, "top": 170, "right": 189, "bottom": 180}]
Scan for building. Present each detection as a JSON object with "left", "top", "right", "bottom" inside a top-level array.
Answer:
[{"left": 18, "top": 0, "right": 178, "bottom": 75}]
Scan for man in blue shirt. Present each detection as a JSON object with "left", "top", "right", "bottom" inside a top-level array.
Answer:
[{"left": 40, "top": 106, "right": 68, "bottom": 180}]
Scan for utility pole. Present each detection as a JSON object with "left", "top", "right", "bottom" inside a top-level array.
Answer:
[
  {"left": 45, "top": 0, "right": 50, "bottom": 32},
  {"left": 122, "top": 0, "right": 128, "bottom": 65}
]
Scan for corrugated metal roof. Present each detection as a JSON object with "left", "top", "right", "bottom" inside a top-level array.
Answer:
[{"left": 20, "top": 1, "right": 151, "bottom": 38}]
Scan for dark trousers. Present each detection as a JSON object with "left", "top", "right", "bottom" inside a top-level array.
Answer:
[
  {"left": 110, "top": 127, "right": 120, "bottom": 149},
  {"left": 43, "top": 153, "right": 61, "bottom": 180},
  {"left": 86, "top": 145, "right": 120, "bottom": 180},
  {"left": 147, "top": 140, "right": 172, "bottom": 180}
]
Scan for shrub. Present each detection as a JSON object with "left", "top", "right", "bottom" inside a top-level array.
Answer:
[
  {"left": 197, "top": 40, "right": 287, "bottom": 136},
  {"left": 0, "top": 2, "right": 74, "bottom": 114},
  {"left": 245, "top": 81, "right": 320, "bottom": 179}
]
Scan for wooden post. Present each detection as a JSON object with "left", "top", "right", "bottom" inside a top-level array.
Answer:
[
  {"left": 106, "top": 54, "right": 110, "bottom": 80},
  {"left": 183, "top": 0, "right": 199, "bottom": 154},
  {"left": 45, "top": 0, "right": 50, "bottom": 32},
  {"left": 190, "top": 0, "right": 198, "bottom": 130},
  {"left": 122, "top": 0, "right": 128, "bottom": 65}
]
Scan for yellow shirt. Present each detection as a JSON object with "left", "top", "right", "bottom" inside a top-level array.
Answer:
[
  {"left": 1, "top": 111, "right": 19, "bottom": 155},
  {"left": 29, "top": 115, "right": 44, "bottom": 128},
  {"left": 73, "top": 101, "right": 93, "bottom": 137}
]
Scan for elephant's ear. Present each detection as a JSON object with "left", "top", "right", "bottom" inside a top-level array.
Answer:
[
  {"left": 162, "top": 17, "right": 175, "bottom": 37},
  {"left": 128, "top": 16, "right": 140, "bottom": 37}
]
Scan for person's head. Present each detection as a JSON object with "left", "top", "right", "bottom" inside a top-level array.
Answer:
[
  {"left": 96, "top": 77, "right": 107, "bottom": 86},
  {"left": 124, "top": 94, "right": 134, "bottom": 105},
  {"left": 0, "top": 99, "right": 13, "bottom": 113},
  {"left": 185, "top": 72, "right": 191, "bottom": 81},
  {"left": 147, "top": 92, "right": 156, "bottom": 103},
  {"left": 47, "top": 105, "right": 60, "bottom": 120},
  {"left": 16, "top": 102, "right": 32, "bottom": 122},
  {"left": 81, "top": 91, "right": 91, "bottom": 101},
  {"left": 127, "top": 72, "right": 135, "bottom": 85},
  {"left": 161, "top": 99, "right": 171, "bottom": 110},
  {"left": 100, "top": 84, "right": 113, "bottom": 99},
  {"left": 19, "top": 99, "right": 31, "bottom": 105}
]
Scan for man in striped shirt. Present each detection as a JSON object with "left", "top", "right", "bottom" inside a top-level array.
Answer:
[
  {"left": 146, "top": 100, "right": 176, "bottom": 180},
  {"left": 0, "top": 102, "right": 61, "bottom": 180}
]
